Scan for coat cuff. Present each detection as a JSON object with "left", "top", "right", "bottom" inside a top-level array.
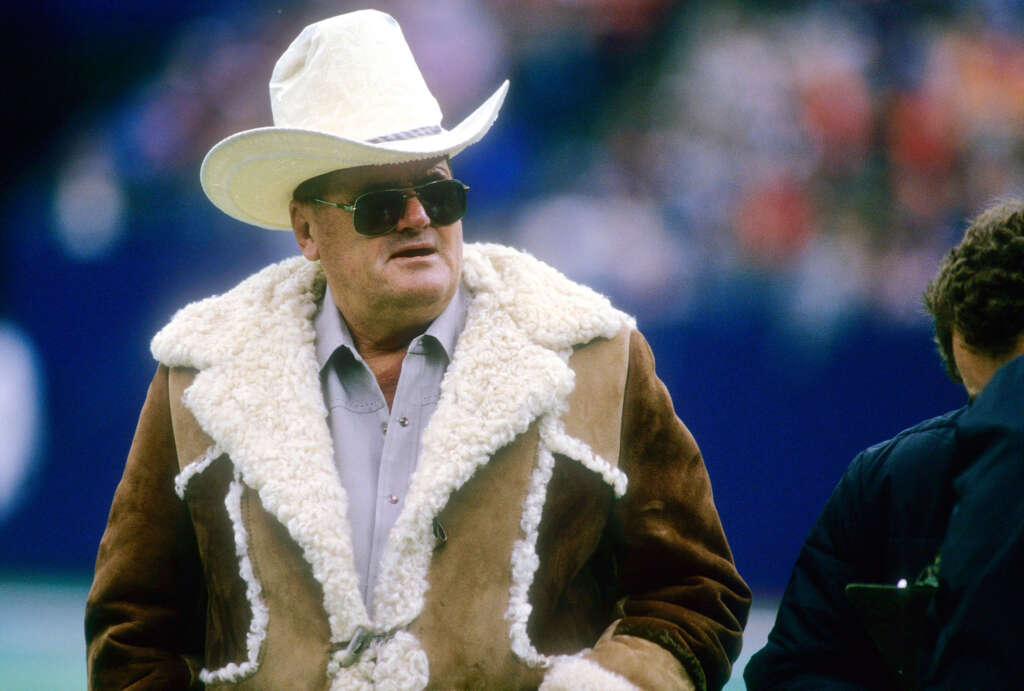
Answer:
[
  {"left": 540, "top": 654, "right": 638, "bottom": 691},
  {"left": 612, "top": 619, "right": 705, "bottom": 690},
  {"left": 566, "top": 621, "right": 697, "bottom": 691}
]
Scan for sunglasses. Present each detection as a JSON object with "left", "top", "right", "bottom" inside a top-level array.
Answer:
[{"left": 314, "top": 178, "right": 470, "bottom": 236}]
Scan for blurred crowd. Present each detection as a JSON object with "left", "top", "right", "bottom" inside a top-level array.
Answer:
[
  {"left": 42, "top": 0, "right": 1024, "bottom": 329},
  {"left": 1, "top": 0, "right": 1023, "bottom": 573}
]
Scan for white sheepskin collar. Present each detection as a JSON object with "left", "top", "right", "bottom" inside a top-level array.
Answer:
[{"left": 151, "top": 243, "right": 633, "bottom": 684}]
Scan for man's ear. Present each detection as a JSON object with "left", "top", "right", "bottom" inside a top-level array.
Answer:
[{"left": 290, "top": 200, "right": 320, "bottom": 261}]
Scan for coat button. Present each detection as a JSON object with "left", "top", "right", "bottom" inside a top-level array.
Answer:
[
  {"left": 381, "top": 422, "right": 388, "bottom": 434},
  {"left": 398, "top": 416, "right": 409, "bottom": 427},
  {"left": 388, "top": 494, "right": 399, "bottom": 504}
]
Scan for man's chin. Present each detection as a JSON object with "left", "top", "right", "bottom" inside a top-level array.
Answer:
[{"left": 385, "top": 282, "right": 455, "bottom": 313}]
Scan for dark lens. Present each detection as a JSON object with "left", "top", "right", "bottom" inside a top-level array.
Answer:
[
  {"left": 418, "top": 180, "right": 467, "bottom": 226},
  {"left": 353, "top": 190, "right": 406, "bottom": 236}
]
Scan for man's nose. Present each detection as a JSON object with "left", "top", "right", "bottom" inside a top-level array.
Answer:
[{"left": 396, "top": 193, "right": 430, "bottom": 232}]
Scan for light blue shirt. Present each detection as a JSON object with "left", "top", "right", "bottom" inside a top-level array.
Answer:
[{"left": 313, "top": 282, "right": 467, "bottom": 613}]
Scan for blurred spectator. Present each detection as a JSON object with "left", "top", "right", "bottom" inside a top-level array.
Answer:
[
  {"left": 32, "top": 1, "right": 1024, "bottom": 328},
  {"left": 0, "top": 322, "right": 43, "bottom": 524},
  {"left": 4, "top": 0, "right": 1024, "bottom": 591}
]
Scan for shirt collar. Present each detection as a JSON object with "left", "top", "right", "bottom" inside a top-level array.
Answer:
[
  {"left": 421, "top": 281, "right": 467, "bottom": 361},
  {"left": 314, "top": 281, "right": 468, "bottom": 371}
]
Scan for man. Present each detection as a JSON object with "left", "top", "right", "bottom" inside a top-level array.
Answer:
[
  {"left": 744, "top": 199, "right": 1024, "bottom": 690},
  {"left": 919, "top": 200, "right": 1024, "bottom": 689},
  {"left": 85, "top": 10, "right": 750, "bottom": 690}
]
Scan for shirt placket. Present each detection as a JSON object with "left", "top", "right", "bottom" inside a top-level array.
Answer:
[
  {"left": 365, "top": 341, "right": 426, "bottom": 613},
  {"left": 328, "top": 353, "right": 388, "bottom": 607}
]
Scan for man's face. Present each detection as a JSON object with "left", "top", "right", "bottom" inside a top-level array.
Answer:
[{"left": 290, "top": 157, "right": 463, "bottom": 336}]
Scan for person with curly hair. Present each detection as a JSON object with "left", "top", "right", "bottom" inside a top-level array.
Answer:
[
  {"left": 923, "top": 199, "right": 1024, "bottom": 398},
  {"left": 745, "top": 199, "right": 1024, "bottom": 690},
  {"left": 921, "top": 199, "right": 1024, "bottom": 688}
]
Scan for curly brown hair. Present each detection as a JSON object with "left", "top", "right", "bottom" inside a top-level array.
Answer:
[{"left": 923, "top": 199, "right": 1024, "bottom": 383}]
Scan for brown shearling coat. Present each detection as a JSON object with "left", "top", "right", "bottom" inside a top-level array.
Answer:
[{"left": 86, "top": 244, "right": 750, "bottom": 690}]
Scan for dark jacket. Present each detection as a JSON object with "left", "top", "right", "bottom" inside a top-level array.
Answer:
[
  {"left": 924, "top": 354, "right": 1024, "bottom": 689},
  {"left": 745, "top": 407, "right": 965, "bottom": 690}
]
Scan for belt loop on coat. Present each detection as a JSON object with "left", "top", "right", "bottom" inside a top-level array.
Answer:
[
  {"left": 333, "top": 626, "right": 393, "bottom": 668},
  {"left": 432, "top": 518, "right": 448, "bottom": 547}
]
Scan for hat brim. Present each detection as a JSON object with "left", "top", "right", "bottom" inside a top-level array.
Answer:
[{"left": 200, "top": 80, "right": 509, "bottom": 230}]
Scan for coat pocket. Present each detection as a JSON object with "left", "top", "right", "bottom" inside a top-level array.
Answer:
[{"left": 176, "top": 450, "right": 268, "bottom": 684}]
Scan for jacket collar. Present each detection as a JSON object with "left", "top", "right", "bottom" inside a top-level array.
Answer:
[{"left": 150, "top": 243, "right": 633, "bottom": 642}]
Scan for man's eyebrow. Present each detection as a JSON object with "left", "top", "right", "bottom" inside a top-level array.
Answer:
[
  {"left": 413, "top": 168, "right": 450, "bottom": 184},
  {"left": 406, "top": 163, "right": 453, "bottom": 186}
]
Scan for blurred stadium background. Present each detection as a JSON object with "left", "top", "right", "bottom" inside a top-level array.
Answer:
[{"left": 2, "top": 0, "right": 1022, "bottom": 687}]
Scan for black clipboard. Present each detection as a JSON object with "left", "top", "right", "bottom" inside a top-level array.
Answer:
[{"left": 844, "top": 582, "right": 936, "bottom": 691}]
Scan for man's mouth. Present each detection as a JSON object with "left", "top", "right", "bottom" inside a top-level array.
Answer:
[{"left": 390, "top": 246, "right": 436, "bottom": 259}]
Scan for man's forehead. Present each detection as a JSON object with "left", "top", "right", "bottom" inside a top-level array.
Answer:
[{"left": 325, "top": 157, "right": 451, "bottom": 193}]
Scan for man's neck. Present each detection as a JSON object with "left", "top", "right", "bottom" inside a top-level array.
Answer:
[
  {"left": 327, "top": 282, "right": 458, "bottom": 408},
  {"left": 361, "top": 350, "right": 406, "bottom": 410},
  {"left": 342, "top": 301, "right": 449, "bottom": 410},
  {"left": 343, "top": 322, "right": 421, "bottom": 411},
  {"left": 333, "top": 285, "right": 452, "bottom": 352}
]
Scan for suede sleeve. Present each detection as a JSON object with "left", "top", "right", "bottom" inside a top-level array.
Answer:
[
  {"left": 605, "top": 331, "right": 751, "bottom": 691},
  {"left": 85, "top": 365, "right": 206, "bottom": 689}
]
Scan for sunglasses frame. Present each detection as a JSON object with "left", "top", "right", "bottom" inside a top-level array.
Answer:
[{"left": 314, "top": 178, "right": 470, "bottom": 236}]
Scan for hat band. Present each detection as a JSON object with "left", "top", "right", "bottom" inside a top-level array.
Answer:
[{"left": 366, "top": 125, "right": 443, "bottom": 144}]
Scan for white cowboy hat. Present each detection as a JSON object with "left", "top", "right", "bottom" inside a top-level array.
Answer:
[{"left": 200, "top": 9, "right": 509, "bottom": 230}]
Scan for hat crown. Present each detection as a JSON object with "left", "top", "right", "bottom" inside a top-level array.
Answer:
[
  {"left": 200, "top": 9, "right": 508, "bottom": 230},
  {"left": 269, "top": 10, "right": 443, "bottom": 141}
]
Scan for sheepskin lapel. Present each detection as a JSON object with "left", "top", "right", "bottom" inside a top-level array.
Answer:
[
  {"left": 151, "top": 257, "right": 370, "bottom": 644},
  {"left": 149, "top": 244, "right": 634, "bottom": 647}
]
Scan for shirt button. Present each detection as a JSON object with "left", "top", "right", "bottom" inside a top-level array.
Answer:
[
  {"left": 398, "top": 416, "right": 409, "bottom": 427},
  {"left": 388, "top": 494, "right": 399, "bottom": 504},
  {"left": 381, "top": 422, "right": 388, "bottom": 435}
]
